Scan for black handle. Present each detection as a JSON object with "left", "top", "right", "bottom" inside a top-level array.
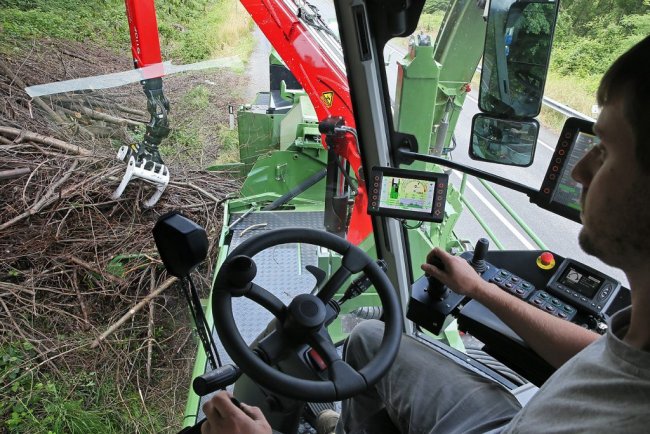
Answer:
[
  {"left": 425, "top": 254, "right": 448, "bottom": 300},
  {"left": 193, "top": 364, "right": 242, "bottom": 396}
]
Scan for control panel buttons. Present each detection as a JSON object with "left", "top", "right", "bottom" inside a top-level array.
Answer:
[{"left": 528, "top": 290, "right": 577, "bottom": 321}]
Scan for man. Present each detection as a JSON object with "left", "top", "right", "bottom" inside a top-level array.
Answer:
[{"left": 200, "top": 35, "right": 650, "bottom": 434}]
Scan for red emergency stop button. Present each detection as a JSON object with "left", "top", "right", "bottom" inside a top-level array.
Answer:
[{"left": 537, "top": 252, "right": 556, "bottom": 270}]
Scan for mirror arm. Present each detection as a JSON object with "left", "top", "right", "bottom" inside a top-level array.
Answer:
[{"left": 396, "top": 148, "right": 539, "bottom": 199}]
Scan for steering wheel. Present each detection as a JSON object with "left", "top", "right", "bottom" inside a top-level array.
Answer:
[{"left": 212, "top": 228, "right": 403, "bottom": 402}]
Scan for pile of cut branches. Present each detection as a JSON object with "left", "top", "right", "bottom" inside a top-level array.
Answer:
[{"left": 0, "top": 40, "right": 244, "bottom": 431}]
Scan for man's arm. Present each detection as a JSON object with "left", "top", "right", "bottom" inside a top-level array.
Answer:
[{"left": 422, "top": 248, "right": 599, "bottom": 368}]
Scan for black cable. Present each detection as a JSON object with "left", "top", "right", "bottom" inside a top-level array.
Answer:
[
  {"left": 188, "top": 277, "right": 223, "bottom": 368},
  {"left": 180, "top": 277, "right": 222, "bottom": 369},
  {"left": 400, "top": 219, "right": 423, "bottom": 230}
]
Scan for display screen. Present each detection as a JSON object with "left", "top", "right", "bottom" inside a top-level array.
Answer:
[
  {"left": 551, "top": 131, "right": 599, "bottom": 211},
  {"left": 559, "top": 264, "right": 603, "bottom": 298},
  {"left": 379, "top": 176, "right": 436, "bottom": 213},
  {"left": 368, "top": 167, "right": 448, "bottom": 222}
]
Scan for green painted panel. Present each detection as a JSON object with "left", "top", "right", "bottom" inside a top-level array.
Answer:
[
  {"left": 240, "top": 151, "right": 327, "bottom": 204},
  {"left": 237, "top": 109, "right": 284, "bottom": 175}
]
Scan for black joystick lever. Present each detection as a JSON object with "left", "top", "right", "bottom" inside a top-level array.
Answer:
[
  {"left": 425, "top": 254, "right": 450, "bottom": 300},
  {"left": 470, "top": 238, "right": 489, "bottom": 274}
]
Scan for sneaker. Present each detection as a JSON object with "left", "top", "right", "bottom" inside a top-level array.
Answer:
[{"left": 316, "top": 409, "right": 340, "bottom": 434}]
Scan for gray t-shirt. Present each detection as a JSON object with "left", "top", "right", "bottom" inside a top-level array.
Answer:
[{"left": 502, "top": 307, "right": 650, "bottom": 433}]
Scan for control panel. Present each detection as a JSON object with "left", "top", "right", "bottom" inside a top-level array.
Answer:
[
  {"left": 367, "top": 166, "right": 448, "bottom": 222},
  {"left": 461, "top": 251, "right": 620, "bottom": 329},
  {"left": 408, "top": 239, "right": 628, "bottom": 338}
]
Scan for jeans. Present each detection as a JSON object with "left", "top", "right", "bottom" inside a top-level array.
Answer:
[{"left": 337, "top": 320, "right": 522, "bottom": 434}]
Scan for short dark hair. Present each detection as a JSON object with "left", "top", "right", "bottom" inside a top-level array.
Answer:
[{"left": 597, "top": 35, "right": 650, "bottom": 172}]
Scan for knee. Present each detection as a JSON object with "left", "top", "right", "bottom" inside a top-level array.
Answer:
[{"left": 345, "top": 319, "right": 384, "bottom": 367}]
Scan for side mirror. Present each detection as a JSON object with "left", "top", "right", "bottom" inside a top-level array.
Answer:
[
  {"left": 479, "top": 0, "right": 559, "bottom": 118},
  {"left": 469, "top": 114, "right": 538, "bottom": 167}
]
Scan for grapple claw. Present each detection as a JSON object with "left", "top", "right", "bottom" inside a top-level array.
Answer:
[{"left": 113, "top": 145, "right": 170, "bottom": 208}]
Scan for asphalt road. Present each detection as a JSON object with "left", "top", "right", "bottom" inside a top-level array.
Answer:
[{"left": 246, "top": 1, "right": 629, "bottom": 287}]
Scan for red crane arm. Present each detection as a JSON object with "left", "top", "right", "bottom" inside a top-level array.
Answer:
[
  {"left": 241, "top": 0, "right": 372, "bottom": 244},
  {"left": 124, "top": 0, "right": 162, "bottom": 69}
]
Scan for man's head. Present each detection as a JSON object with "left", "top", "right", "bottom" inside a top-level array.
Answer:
[
  {"left": 596, "top": 36, "right": 650, "bottom": 173},
  {"left": 572, "top": 36, "right": 650, "bottom": 271}
]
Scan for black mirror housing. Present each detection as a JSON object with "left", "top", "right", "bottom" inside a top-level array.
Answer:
[
  {"left": 469, "top": 114, "right": 538, "bottom": 167},
  {"left": 479, "top": 0, "right": 559, "bottom": 118}
]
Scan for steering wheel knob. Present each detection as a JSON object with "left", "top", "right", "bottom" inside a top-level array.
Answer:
[
  {"left": 224, "top": 255, "right": 257, "bottom": 294},
  {"left": 285, "top": 294, "right": 327, "bottom": 335}
]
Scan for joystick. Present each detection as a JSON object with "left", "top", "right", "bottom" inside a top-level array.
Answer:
[
  {"left": 470, "top": 238, "right": 489, "bottom": 274},
  {"left": 425, "top": 254, "right": 449, "bottom": 300}
]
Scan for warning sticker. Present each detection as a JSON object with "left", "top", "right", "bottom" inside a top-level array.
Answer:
[{"left": 321, "top": 91, "right": 334, "bottom": 108}]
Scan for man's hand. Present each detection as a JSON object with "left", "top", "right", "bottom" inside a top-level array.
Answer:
[
  {"left": 201, "top": 391, "right": 272, "bottom": 434},
  {"left": 421, "top": 248, "right": 489, "bottom": 299}
]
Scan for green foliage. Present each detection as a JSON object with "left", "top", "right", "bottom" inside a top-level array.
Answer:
[
  {"left": 547, "top": 0, "right": 650, "bottom": 94},
  {"left": 163, "top": 0, "right": 254, "bottom": 62},
  {"left": 423, "top": 0, "right": 450, "bottom": 14},
  {"left": 0, "top": 0, "right": 130, "bottom": 48},
  {"left": 0, "top": 0, "right": 252, "bottom": 63},
  {"left": 1, "top": 342, "right": 164, "bottom": 433}
]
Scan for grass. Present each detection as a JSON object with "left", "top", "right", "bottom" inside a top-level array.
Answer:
[
  {"left": 214, "top": 125, "right": 241, "bottom": 164},
  {"left": 0, "top": 0, "right": 254, "bottom": 64},
  {"left": 183, "top": 85, "right": 211, "bottom": 110},
  {"left": 1, "top": 342, "right": 166, "bottom": 434},
  {"left": 539, "top": 71, "right": 598, "bottom": 132}
]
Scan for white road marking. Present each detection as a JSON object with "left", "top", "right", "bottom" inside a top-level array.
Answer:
[{"left": 453, "top": 170, "right": 535, "bottom": 250}]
